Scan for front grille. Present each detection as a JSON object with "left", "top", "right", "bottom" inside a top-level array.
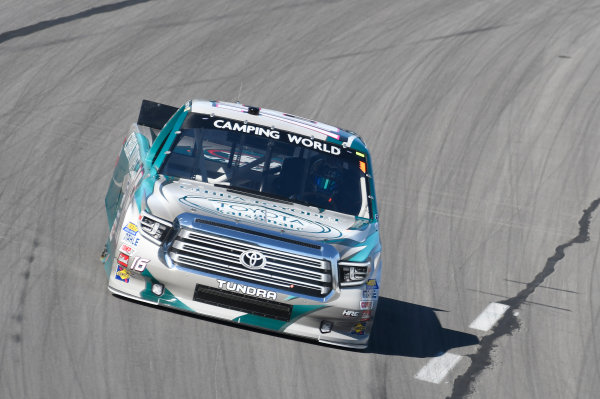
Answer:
[
  {"left": 193, "top": 284, "right": 292, "bottom": 321},
  {"left": 169, "top": 229, "right": 332, "bottom": 297}
]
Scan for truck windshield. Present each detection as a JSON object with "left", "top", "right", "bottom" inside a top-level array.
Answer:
[{"left": 159, "top": 114, "right": 370, "bottom": 218}]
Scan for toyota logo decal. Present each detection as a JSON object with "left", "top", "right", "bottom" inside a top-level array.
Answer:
[{"left": 239, "top": 250, "right": 267, "bottom": 270}]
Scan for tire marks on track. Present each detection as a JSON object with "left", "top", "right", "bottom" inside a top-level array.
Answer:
[{"left": 0, "top": 0, "right": 152, "bottom": 45}]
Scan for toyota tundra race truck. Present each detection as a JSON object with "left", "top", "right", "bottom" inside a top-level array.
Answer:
[{"left": 101, "top": 99, "right": 382, "bottom": 349}]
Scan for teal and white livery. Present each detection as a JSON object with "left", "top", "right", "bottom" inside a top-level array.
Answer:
[{"left": 102, "top": 99, "right": 382, "bottom": 349}]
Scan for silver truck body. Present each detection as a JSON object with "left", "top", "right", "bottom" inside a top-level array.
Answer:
[{"left": 102, "top": 99, "right": 382, "bottom": 349}]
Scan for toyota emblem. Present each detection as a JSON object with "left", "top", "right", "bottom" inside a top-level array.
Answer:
[{"left": 239, "top": 249, "right": 267, "bottom": 270}]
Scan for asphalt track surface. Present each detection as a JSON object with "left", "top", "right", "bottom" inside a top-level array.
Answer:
[{"left": 2, "top": 1, "right": 600, "bottom": 398}]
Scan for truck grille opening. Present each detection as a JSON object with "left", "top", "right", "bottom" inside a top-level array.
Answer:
[
  {"left": 193, "top": 284, "right": 292, "bottom": 321},
  {"left": 169, "top": 229, "right": 332, "bottom": 297}
]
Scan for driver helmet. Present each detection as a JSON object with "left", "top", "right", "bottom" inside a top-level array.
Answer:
[{"left": 309, "top": 158, "right": 342, "bottom": 194}]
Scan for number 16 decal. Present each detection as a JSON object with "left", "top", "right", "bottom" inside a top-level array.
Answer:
[{"left": 129, "top": 257, "right": 149, "bottom": 272}]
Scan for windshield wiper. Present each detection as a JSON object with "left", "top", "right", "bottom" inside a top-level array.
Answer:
[{"left": 214, "top": 184, "right": 294, "bottom": 204}]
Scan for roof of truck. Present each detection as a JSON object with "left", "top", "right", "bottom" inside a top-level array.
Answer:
[{"left": 190, "top": 99, "right": 366, "bottom": 149}]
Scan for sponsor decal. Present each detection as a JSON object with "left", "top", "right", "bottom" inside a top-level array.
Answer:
[
  {"left": 117, "top": 253, "right": 129, "bottom": 267},
  {"left": 362, "top": 279, "right": 379, "bottom": 300},
  {"left": 119, "top": 243, "right": 134, "bottom": 256},
  {"left": 213, "top": 119, "right": 280, "bottom": 139},
  {"left": 177, "top": 188, "right": 342, "bottom": 237},
  {"left": 366, "top": 279, "right": 378, "bottom": 288},
  {"left": 212, "top": 119, "right": 341, "bottom": 156},
  {"left": 217, "top": 279, "right": 277, "bottom": 300},
  {"left": 122, "top": 232, "right": 140, "bottom": 247},
  {"left": 122, "top": 222, "right": 139, "bottom": 235},
  {"left": 286, "top": 133, "right": 341, "bottom": 155},
  {"left": 350, "top": 322, "right": 366, "bottom": 335},
  {"left": 115, "top": 266, "right": 130, "bottom": 283},
  {"left": 362, "top": 289, "right": 378, "bottom": 300},
  {"left": 239, "top": 249, "right": 267, "bottom": 270},
  {"left": 360, "top": 310, "right": 372, "bottom": 321},
  {"left": 359, "top": 160, "right": 366, "bottom": 173},
  {"left": 360, "top": 301, "right": 373, "bottom": 310},
  {"left": 128, "top": 257, "right": 149, "bottom": 272},
  {"left": 342, "top": 309, "right": 360, "bottom": 318}
]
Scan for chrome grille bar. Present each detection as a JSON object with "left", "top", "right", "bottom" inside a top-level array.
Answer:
[{"left": 168, "top": 229, "right": 332, "bottom": 297}]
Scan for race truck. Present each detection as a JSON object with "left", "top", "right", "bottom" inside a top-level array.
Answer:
[{"left": 102, "top": 99, "right": 382, "bottom": 349}]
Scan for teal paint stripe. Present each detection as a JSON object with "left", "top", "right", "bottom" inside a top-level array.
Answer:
[
  {"left": 350, "top": 139, "right": 368, "bottom": 153},
  {"left": 144, "top": 104, "right": 188, "bottom": 169},
  {"left": 233, "top": 314, "right": 285, "bottom": 330},
  {"left": 349, "top": 231, "right": 380, "bottom": 262},
  {"left": 137, "top": 271, "right": 194, "bottom": 312},
  {"left": 325, "top": 136, "right": 344, "bottom": 145},
  {"left": 366, "top": 155, "right": 378, "bottom": 217},
  {"left": 234, "top": 304, "right": 324, "bottom": 331},
  {"left": 136, "top": 132, "right": 150, "bottom": 162},
  {"left": 158, "top": 292, "right": 194, "bottom": 312},
  {"left": 151, "top": 108, "right": 189, "bottom": 169},
  {"left": 134, "top": 174, "right": 156, "bottom": 211}
]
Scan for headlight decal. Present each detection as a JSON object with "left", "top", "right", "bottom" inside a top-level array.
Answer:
[
  {"left": 139, "top": 212, "right": 173, "bottom": 243},
  {"left": 338, "top": 259, "right": 371, "bottom": 287}
]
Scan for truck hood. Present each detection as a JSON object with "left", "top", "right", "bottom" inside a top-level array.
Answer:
[{"left": 146, "top": 179, "right": 360, "bottom": 240}]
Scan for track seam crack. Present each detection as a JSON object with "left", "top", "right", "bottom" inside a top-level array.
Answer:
[{"left": 448, "top": 197, "right": 600, "bottom": 398}]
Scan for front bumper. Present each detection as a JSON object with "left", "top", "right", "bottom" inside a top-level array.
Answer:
[
  {"left": 106, "top": 214, "right": 379, "bottom": 349},
  {"left": 107, "top": 255, "right": 377, "bottom": 349}
]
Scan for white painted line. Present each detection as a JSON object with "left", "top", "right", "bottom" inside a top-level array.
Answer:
[
  {"left": 415, "top": 353, "right": 463, "bottom": 384},
  {"left": 468, "top": 302, "right": 510, "bottom": 331}
]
